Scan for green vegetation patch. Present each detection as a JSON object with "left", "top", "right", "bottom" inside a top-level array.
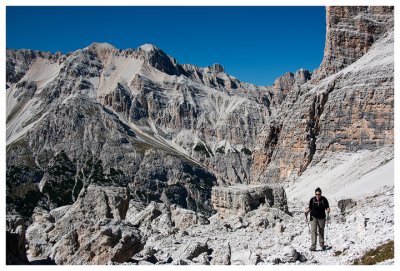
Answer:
[{"left": 353, "top": 240, "right": 394, "bottom": 265}]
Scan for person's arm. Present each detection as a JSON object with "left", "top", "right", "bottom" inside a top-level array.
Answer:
[{"left": 305, "top": 199, "right": 312, "bottom": 214}]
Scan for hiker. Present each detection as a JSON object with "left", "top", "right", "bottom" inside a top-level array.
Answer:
[{"left": 304, "top": 187, "right": 330, "bottom": 251}]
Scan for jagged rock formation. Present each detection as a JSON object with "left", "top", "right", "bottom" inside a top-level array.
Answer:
[
  {"left": 6, "top": 40, "right": 276, "bottom": 218},
  {"left": 50, "top": 219, "right": 144, "bottom": 265},
  {"left": 271, "top": 69, "right": 311, "bottom": 106},
  {"left": 172, "top": 241, "right": 209, "bottom": 262},
  {"left": 312, "top": 6, "right": 394, "bottom": 82},
  {"left": 211, "top": 184, "right": 288, "bottom": 218},
  {"left": 5, "top": 6, "right": 394, "bottom": 265},
  {"left": 26, "top": 184, "right": 144, "bottom": 264},
  {"left": 26, "top": 208, "right": 56, "bottom": 259}
]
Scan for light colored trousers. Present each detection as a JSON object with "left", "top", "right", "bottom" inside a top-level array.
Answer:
[{"left": 310, "top": 217, "right": 326, "bottom": 248}]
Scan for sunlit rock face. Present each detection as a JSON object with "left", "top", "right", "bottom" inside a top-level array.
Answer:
[
  {"left": 252, "top": 6, "right": 394, "bottom": 183},
  {"left": 312, "top": 6, "right": 394, "bottom": 82}
]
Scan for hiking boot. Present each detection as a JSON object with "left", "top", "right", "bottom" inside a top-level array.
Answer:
[
  {"left": 320, "top": 245, "right": 327, "bottom": 251},
  {"left": 309, "top": 246, "right": 316, "bottom": 251}
]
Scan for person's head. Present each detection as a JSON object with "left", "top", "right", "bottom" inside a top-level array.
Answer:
[{"left": 315, "top": 187, "right": 322, "bottom": 198}]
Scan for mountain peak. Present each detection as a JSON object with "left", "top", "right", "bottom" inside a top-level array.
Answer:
[
  {"left": 85, "top": 42, "right": 116, "bottom": 52},
  {"left": 138, "top": 44, "right": 159, "bottom": 52},
  {"left": 211, "top": 63, "right": 224, "bottom": 73},
  {"left": 136, "top": 43, "right": 183, "bottom": 76}
]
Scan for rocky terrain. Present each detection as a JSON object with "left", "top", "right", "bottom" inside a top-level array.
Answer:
[{"left": 6, "top": 6, "right": 394, "bottom": 265}]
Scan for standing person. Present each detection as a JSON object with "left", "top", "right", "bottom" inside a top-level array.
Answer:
[{"left": 305, "top": 187, "right": 330, "bottom": 251}]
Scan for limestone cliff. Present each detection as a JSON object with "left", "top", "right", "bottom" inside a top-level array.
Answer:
[
  {"left": 252, "top": 6, "right": 394, "bottom": 183},
  {"left": 312, "top": 6, "right": 394, "bottom": 82}
]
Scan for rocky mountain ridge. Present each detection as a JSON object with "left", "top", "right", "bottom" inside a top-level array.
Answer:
[{"left": 7, "top": 36, "right": 284, "bottom": 218}]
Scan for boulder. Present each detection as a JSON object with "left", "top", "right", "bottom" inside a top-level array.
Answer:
[
  {"left": 50, "top": 219, "right": 144, "bottom": 264},
  {"left": 192, "top": 252, "right": 210, "bottom": 265},
  {"left": 275, "top": 247, "right": 306, "bottom": 263},
  {"left": 26, "top": 208, "right": 55, "bottom": 259},
  {"left": 49, "top": 205, "right": 71, "bottom": 221},
  {"left": 173, "top": 241, "right": 208, "bottom": 261},
  {"left": 129, "top": 201, "right": 167, "bottom": 227},
  {"left": 170, "top": 204, "right": 209, "bottom": 230},
  {"left": 26, "top": 184, "right": 132, "bottom": 260},
  {"left": 72, "top": 185, "right": 130, "bottom": 220},
  {"left": 211, "top": 184, "right": 288, "bottom": 218},
  {"left": 209, "top": 243, "right": 231, "bottom": 265},
  {"left": 338, "top": 198, "right": 357, "bottom": 215}
]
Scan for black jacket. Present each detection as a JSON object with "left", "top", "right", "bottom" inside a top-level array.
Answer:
[{"left": 309, "top": 196, "right": 329, "bottom": 219}]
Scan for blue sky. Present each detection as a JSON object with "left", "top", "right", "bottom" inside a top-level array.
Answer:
[{"left": 6, "top": 6, "right": 326, "bottom": 86}]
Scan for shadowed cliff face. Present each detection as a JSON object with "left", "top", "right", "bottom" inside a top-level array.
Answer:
[{"left": 6, "top": 6, "right": 394, "bottom": 220}]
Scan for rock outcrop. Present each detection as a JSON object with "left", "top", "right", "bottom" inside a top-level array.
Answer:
[
  {"left": 126, "top": 201, "right": 209, "bottom": 238},
  {"left": 312, "top": 6, "right": 394, "bottom": 82},
  {"left": 26, "top": 184, "right": 143, "bottom": 264},
  {"left": 338, "top": 199, "right": 357, "bottom": 215},
  {"left": 26, "top": 208, "right": 56, "bottom": 259},
  {"left": 69, "top": 185, "right": 130, "bottom": 220},
  {"left": 252, "top": 6, "right": 394, "bottom": 183},
  {"left": 50, "top": 219, "right": 143, "bottom": 265},
  {"left": 39, "top": 150, "right": 79, "bottom": 208},
  {"left": 272, "top": 69, "right": 311, "bottom": 106},
  {"left": 172, "top": 241, "right": 209, "bottom": 261},
  {"left": 212, "top": 184, "right": 288, "bottom": 218}
]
